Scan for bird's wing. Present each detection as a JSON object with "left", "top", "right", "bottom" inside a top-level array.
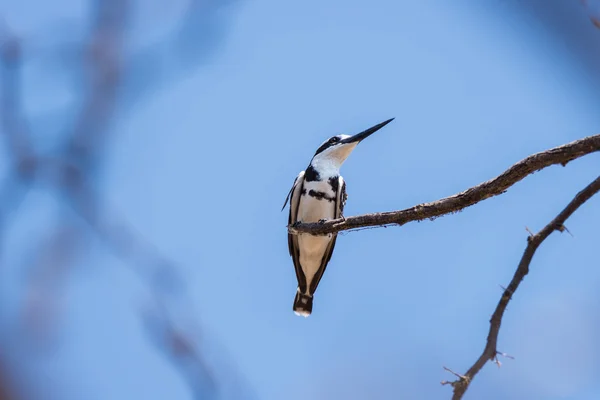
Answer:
[
  {"left": 336, "top": 176, "right": 347, "bottom": 219},
  {"left": 287, "top": 170, "right": 305, "bottom": 261},
  {"left": 282, "top": 172, "right": 303, "bottom": 211},
  {"left": 307, "top": 176, "right": 346, "bottom": 295}
]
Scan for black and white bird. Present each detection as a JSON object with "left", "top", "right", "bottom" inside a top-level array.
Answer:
[{"left": 282, "top": 118, "right": 395, "bottom": 317}]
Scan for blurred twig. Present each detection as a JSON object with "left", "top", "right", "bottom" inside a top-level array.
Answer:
[{"left": 442, "top": 175, "right": 600, "bottom": 399}]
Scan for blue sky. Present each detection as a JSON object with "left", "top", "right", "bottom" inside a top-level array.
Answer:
[{"left": 1, "top": 1, "right": 600, "bottom": 399}]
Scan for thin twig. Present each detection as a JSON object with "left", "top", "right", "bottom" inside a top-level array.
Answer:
[
  {"left": 446, "top": 175, "right": 600, "bottom": 400},
  {"left": 289, "top": 134, "right": 600, "bottom": 235}
]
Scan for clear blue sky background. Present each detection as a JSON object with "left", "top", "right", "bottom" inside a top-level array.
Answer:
[{"left": 2, "top": 1, "right": 600, "bottom": 399}]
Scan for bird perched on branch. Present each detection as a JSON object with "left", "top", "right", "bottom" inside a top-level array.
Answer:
[{"left": 282, "top": 118, "right": 395, "bottom": 317}]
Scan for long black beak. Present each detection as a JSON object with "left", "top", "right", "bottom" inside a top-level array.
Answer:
[{"left": 341, "top": 118, "right": 394, "bottom": 144}]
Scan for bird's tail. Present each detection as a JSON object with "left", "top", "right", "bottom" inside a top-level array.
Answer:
[{"left": 293, "top": 290, "right": 313, "bottom": 318}]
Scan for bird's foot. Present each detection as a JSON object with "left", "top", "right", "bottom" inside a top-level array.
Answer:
[
  {"left": 292, "top": 221, "right": 301, "bottom": 227},
  {"left": 318, "top": 219, "right": 327, "bottom": 224}
]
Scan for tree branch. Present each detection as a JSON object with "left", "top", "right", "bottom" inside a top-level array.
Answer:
[
  {"left": 289, "top": 134, "right": 600, "bottom": 235},
  {"left": 442, "top": 174, "right": 600, "bottom": 400}
]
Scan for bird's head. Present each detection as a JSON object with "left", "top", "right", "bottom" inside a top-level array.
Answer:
[{"left": 310, "top": 118, "right": 394, "bottom": 172}]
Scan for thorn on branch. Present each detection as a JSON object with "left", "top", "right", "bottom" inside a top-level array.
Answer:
[
  {"left": 497, "top": 351, "right": 515, "bottom": 360},
  {"left": 525, "top": 226, "right": 535, "bottom": 238},
  {"left": 441, "top": 366, "right": 468, "bottom": 387},
  {"left": 493, "top": 351, "right": 515, "bottom": 368},
  {"left": 557, "top": 224, "right": 573, "bottom": 237},
  {"left": 498, "top": 284, "right": 514, "bottom": 296}
]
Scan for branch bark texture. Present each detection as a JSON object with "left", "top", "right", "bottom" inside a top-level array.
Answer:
[
  {"left": 289, "top": 134, "right": 600, "bottom": 235},
  {"left": 444, "top": 175, "right": 600, "bottom": 399}
]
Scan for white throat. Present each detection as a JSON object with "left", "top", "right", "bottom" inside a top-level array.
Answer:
[{"left": 310, "top": 142, "right": 358, "bottom": 177}]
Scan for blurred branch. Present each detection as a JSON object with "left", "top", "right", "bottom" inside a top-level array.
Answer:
[
  {"left": 0, "top": 34, "right": 35, "bottom": 167},
  {"left": 21, "top": 222, "right": 82, "bottom": 339},
  {"left": 120, "top": 0, "right": 240, "bottom": 112},
  {"left": 0, "top": 361, "right": 17, "bottom": 400},
  {"left": 581, "top": 0, "right": 600, "bottom": 28},
  {"left": 442, "top": 175, "right": 600, "bottom": 400},
  {"left": 0, "top": 30, "right": 37, "bottom": 255},
  {"left": 65, "top": 0, "right": 127, "bottom": 168},
  {"left": 63, "top": 173, "right": 218, "bottom": 397},
  {"left": 289, "top": 134, "right": 600, "bottom": 235},
  {"left": 0, "top": 1, "right": 242, "bottom": 398}
]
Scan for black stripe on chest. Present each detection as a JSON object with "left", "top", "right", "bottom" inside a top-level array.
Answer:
[{"left": 307, "top": 190, "right": 335, "bottom": 202}]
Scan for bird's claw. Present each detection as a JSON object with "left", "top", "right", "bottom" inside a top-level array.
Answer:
[
  {"left": 292, "top": 221, "right": 301, "bottom": 227},
  {"left": 318, "top": 219, "right": 327, "bottom": 224}
]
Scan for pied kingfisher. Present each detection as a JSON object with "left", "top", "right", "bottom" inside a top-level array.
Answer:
[{"left": 282, "top": 118, "right": 394, "bottom": 317}]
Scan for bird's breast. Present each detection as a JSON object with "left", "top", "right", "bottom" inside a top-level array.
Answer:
[{"left": 297, "top": 180, "right": 336, "bottom": 223}]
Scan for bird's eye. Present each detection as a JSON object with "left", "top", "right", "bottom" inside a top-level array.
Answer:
[{"left": 330, "top": 137, "right": 339, "bottom": 144}]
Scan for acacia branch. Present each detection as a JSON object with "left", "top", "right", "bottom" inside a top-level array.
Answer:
[
  {"left": 443, "top": 174, "right": 600, "bottom": 399},
  {"left": 289, "top": 134, "right": 600, "bottom": 235}
]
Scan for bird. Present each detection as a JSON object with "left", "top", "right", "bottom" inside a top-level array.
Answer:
[{"left": 282, "top": 118, "right": 395, "bottom": 317}]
